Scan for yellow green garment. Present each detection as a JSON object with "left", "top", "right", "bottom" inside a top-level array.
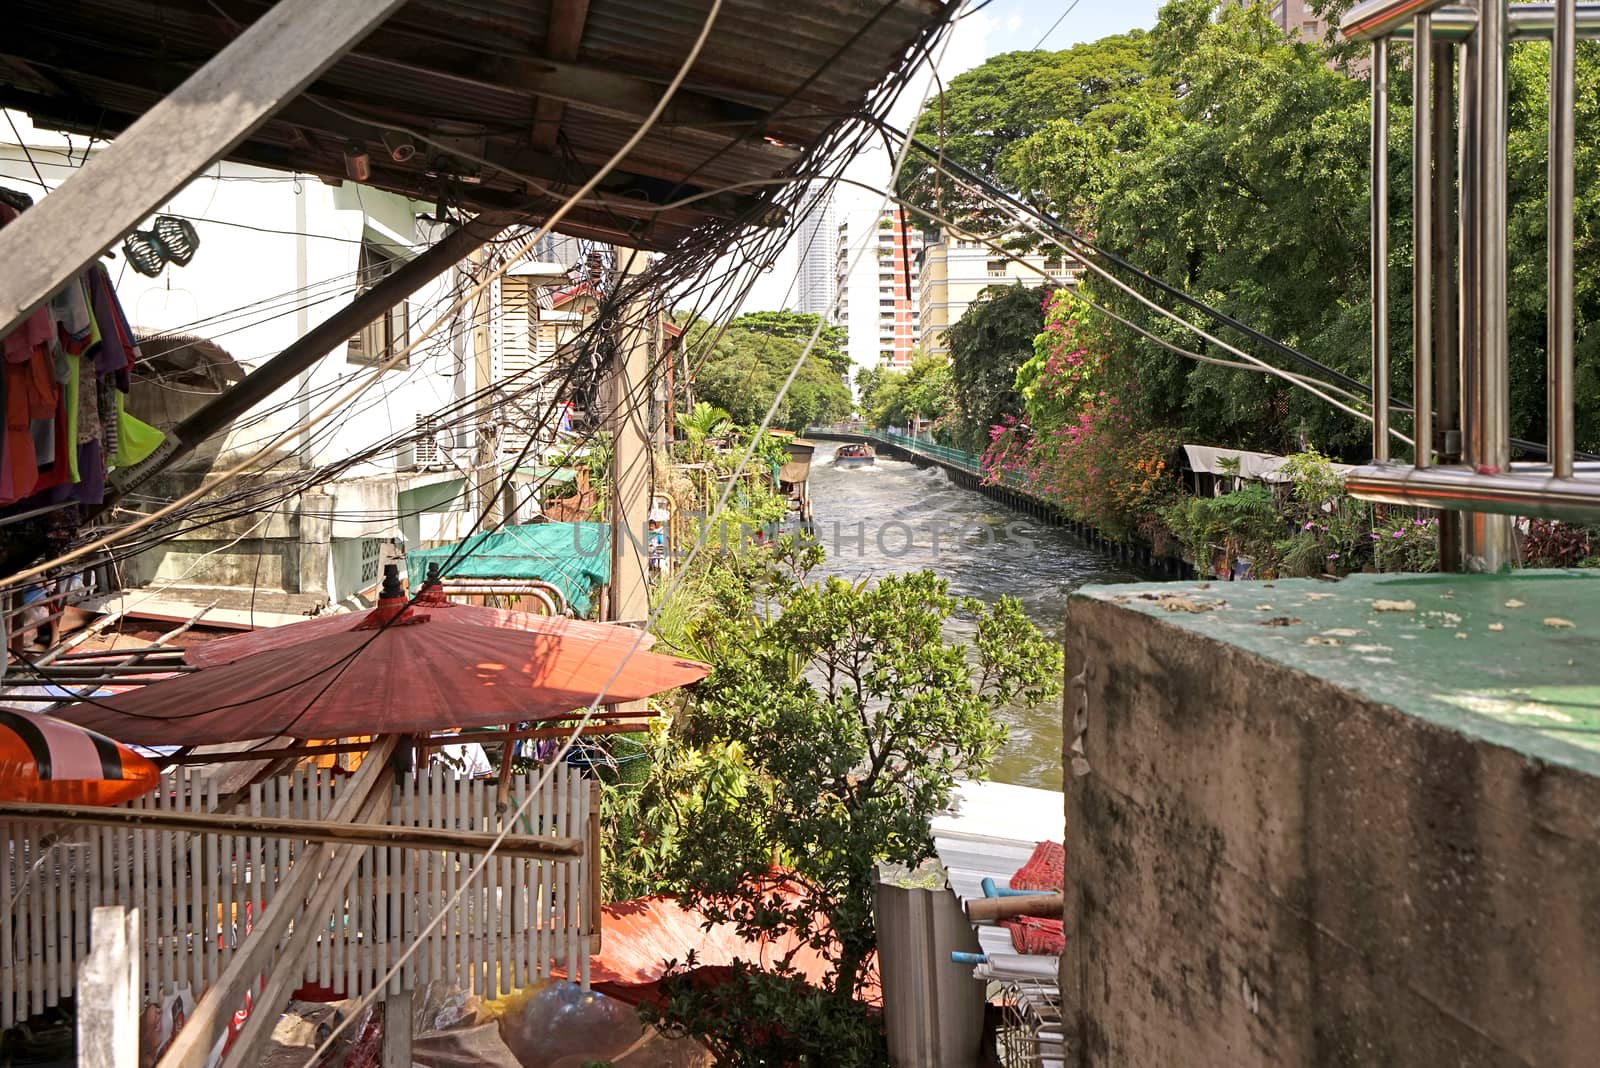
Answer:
[{"left": 113, "top": 392, "right": 164, "bottom": 468}]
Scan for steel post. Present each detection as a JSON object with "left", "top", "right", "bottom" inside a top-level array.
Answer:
[
  {"left": 1548, "top": 0, "right": 1577, "bottom": 478},
  {"left": 1371, "top": 36, "right": 1392, "bottom": 464},
  {"left": 1413, "top": 17, "right": 1435, "bottom": 471},
  {"left": 1433, "top": 41, "right": 1467, "bottom": 570}
]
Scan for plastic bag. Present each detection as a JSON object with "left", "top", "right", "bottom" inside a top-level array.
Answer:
[{"left": 492, "top": 981, "right": 710, "bottom": 1068}]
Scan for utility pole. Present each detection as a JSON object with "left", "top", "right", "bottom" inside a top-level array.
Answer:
[
  {"left": 607, "top": 248, "right": 653, "bottom": 623},
  {"left": 471, "top": 247, "right": 502, "bottom": 528}
]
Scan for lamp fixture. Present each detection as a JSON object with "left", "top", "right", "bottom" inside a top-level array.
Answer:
[{"left": 343, "top": 143, "right": 371, "bottom": 182}]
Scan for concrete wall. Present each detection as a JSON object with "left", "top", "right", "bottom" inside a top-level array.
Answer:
[{"left": 1063, "top": 583, "right": 1600, "bottom": 1067}]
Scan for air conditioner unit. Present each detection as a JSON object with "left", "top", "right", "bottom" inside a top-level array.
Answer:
[{"left": 414, "top": 413, "right": 442, "bottom": 469}]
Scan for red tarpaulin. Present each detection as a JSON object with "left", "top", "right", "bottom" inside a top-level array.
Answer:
[
  {"left": 56, "top": 601, "right": 708, "bottom": 747},
  {"left": 573, "top": 884, "right": 880, "bottom": 1009}
]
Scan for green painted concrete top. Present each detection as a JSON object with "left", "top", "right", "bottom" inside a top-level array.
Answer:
[{"left": 1074, "top": 570, "right": 1600, "bottom": 777}]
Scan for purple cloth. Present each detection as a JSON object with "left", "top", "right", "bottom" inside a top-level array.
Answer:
[{"left": 87, "top": 266, "right": 135, "bottom": 390}]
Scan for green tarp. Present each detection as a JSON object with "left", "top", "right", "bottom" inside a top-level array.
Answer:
[{"left": 406, "top": 521, "right": 610, "bottom": 617}]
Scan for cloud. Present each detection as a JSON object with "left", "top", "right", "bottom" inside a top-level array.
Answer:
[{"left": 1005, "top": 13, "right": 1023, "bottom": 32}]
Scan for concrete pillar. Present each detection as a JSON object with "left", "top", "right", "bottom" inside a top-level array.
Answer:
[
  {"left": 298, "top": 492, "right": 334, "bottom": 597},
  {"left": 607, "top": 249, "right": 654, "bottom": 623}
]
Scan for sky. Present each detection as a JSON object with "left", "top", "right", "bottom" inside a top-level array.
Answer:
[{"left": 735, "top": 0, "right": 1166, "bottom": 313}]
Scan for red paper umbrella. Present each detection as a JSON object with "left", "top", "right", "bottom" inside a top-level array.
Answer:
[
  {"left": 185, "top": 597, "right": 653, "bottom": 668},
  {"left": 57, "top": 579, "right": 707, "bottom": 747},
  {"left": 0, "top": 708, "right": 159, "bottom": 806}
]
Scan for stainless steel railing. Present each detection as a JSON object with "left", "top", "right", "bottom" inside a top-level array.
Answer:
[{"left": 1341, "top": 0, "right": 1595, "bottom": 571}]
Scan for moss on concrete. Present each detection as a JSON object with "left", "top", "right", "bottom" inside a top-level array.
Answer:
[{"left": 1075, "top": 569, "right": 1600, "bottom": 775}]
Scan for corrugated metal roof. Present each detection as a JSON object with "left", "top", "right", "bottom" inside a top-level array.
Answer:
[
  {"left": 0, "top": 0, "right": 951, "bottom": 250},
  {"left": 931, "top": 779, "right": 1064, "bottom": 964}
]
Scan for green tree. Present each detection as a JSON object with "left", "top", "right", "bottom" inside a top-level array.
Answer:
[
  {"left": 870, "top": 352, "right": 953, "bottom": 432},
  {"left": 677, "top": 401, "right": 733, "bottom": 460},
  {"left": 631, "top": 543, "right": 1060, "bottom": 1064},
  {"left": 688, "top": 325, "right": 854, "bottom": 431},
  {"left": 729, "top": 311, "right": 852, "bottom": 377},
  {"left": 944, "top": 283, "right": 1050, "bottom": 450},
  {"left": 897, "top": 32, "right": 1157, "bottom": 229}
]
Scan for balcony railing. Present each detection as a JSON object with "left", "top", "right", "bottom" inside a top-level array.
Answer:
[{"left": 1340, "top": 0, "right": 1600, "bottom": 571}]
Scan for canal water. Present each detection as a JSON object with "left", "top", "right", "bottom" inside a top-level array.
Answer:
[{"left": 804, "top": 441, "right": 1144, "bottom": 789}]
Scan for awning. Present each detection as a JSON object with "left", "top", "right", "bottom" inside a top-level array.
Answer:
[
  {"left": 1181, "top": 444, "right": 1355, "bottom": 485},
  {"left": 406, "top": 522, "right": 609, "bottom": 617}
]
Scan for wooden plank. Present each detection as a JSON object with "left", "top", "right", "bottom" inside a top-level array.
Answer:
[
  {"left": 1, "top": 821, "right": 13, "bottom": 1026},
  {"left": 587, "top": 781, "right": 603, "bottom": 953},
  {"left": 155, "top": 739, "right": 397, "bottom": 1068},
  {"left": 248, "top": 783, "right": 264, "bottom": 977},
  {"left": 382, "top": 989, "right": 413, "bottom": 1068},
  {"left": 0, "top": 803, "right": 585, "bottom": 860},
  {"left": 316, "top": 771, "right": 330, "bottom": 988},
  {"left": 0, "top": 0, "right": 413, "bottom": 337},
  {"left": 221, "top": 781, "right": 391, "bottom": 1068},
  {"left": 77, "top": 907, "right": 141, "bottom": 1068},
  {"left": 428, "top": 764, "right": 445, "bottom": 988},
  {"left": 445, "top": 765, "right": 459, "bottom": 988},
  {"left": 531, "top": 0, "right": 591, "bottom": 151}
]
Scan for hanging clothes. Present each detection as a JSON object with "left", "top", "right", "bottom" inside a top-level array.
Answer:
[{"left": 0, "top": 195, "right": 165, "bottom": 513}]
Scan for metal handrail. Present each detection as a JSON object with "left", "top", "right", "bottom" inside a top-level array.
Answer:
[
  {"left": 1347, "top": 0, "right": 1593, "bottom": 564},
  {"left": 1359, "top": 2, "right": 1600, "bottom": 39}
]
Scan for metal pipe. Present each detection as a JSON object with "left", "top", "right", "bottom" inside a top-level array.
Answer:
[
  {"left": 1458, "top": 13, "right": 1482, "bottom": 473},
  {"left": 1434, "top": 41, "right": 1466, "bottom": 570},
  {"left": 1459, "top": 0, "right": 1515, "bottom": 570},
  {"left": 1345, "top": 463, "right": 1600, "bottom": 519},
  {"left": 1413, "top": 16, "right": 1435, "bottom": 470},
  {"left": 1384, "top": 2, "right": 1600, "bottom": 39},
  {"left": 1548, "top": 0, "right": 1577, "bottom": 478},
  {"left": 1342, "top": 0, "right": 1463, "bottom": 39},
  {"left": 1479, "top": 0, "right": 1511, "bottom": 479},
  {"left": 1371, "top": 37, "right": 1392, "bottom": 463}
]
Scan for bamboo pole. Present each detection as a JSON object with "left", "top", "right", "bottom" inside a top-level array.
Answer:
[
  {"left": 964, "top": 893, "right": 1064, "bottom": 923},
  {"left": 0, "top": 802, "right": 584, "bottom": 861}
]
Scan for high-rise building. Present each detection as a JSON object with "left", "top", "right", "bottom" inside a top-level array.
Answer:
[
  {"left": 834, "top": 205, "right": 921, "bottom": 370},
  {"left": 917, "top": 232, "right": 1078, "bottom": 357},
  {"left": 1272, "top": 0, "right": 1327, "bottom": 39},
  {"left": 1229, "top": 0, "right": 1327, "bottom": 39},
  {"left": 793, "top": 185, "right": 835, "bottom": 317}
]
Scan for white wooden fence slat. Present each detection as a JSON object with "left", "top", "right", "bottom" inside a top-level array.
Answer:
[{"left": 1, "top": 762, "right": 591, "bottom": 1019}]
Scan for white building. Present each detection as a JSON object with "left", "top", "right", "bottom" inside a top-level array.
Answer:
[
  {"left": 1, "top": 112, "right": 582, "bottom": 618},
  {"left": 834, "top": 203, "right": 921, "bottom": 372},
  {"left": 792, "top": 185, "right": 835, "bottom": 317},
  {"left": 917, "top": 231, "right": 1078, "bottom": 358}
]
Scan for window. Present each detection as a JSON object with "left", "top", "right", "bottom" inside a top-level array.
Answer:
[
  {"left": 986, "top": 258, "right": 1009, "bottom": 278},
  {"left": 347, "top": 240, "right": 410, "bottom": 367},
  {"left": 880, "top": 298, "right": 895, "bottom": 307}
]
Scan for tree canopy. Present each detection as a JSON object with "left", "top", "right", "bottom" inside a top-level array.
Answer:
[
  {"left": 727, "top": 311, "right": 851, "bottom": 376},
  {"left": 944, "top": 283, "right": 1050, "bottom": 451},
  {"left": 682, "top": 315, "right": 854, "bottom": 431},
  {"left": 622, "top": 542, "right": 1060, "bottom": 1064},
  {"left": 862, "top": 352, "right": 953, "bottom": 431},
  {"left": 901, "top": 0, "right": 1600, "bottom": 459}
]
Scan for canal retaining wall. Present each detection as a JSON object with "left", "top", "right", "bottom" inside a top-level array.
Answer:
[
  {"left": 1063, "top": 572, "right": 1600, "bottom": 1067},
  {"left": 804, "top": 429, "right": 1190, "bottom": 578}
]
